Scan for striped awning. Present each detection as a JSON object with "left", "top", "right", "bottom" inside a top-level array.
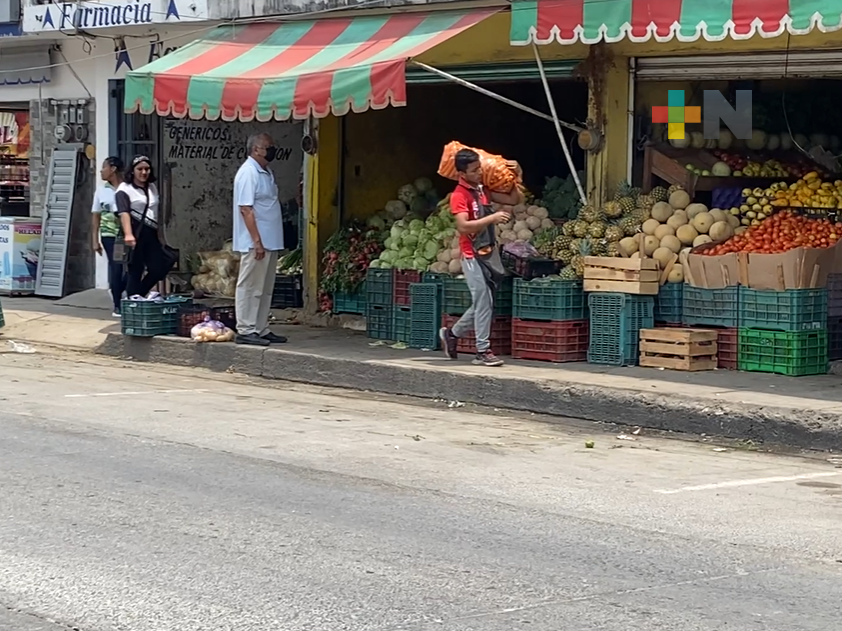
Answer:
[
  {"left": 124, "top": 9, "right": 498, "bottom": 122},
  {"left": 511, "top": 0, "right": 842, "bottom": 45}
]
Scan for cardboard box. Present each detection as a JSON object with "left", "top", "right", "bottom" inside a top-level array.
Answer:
[{"left": 684, "top": 240, "right": 842, "bottom": 290}]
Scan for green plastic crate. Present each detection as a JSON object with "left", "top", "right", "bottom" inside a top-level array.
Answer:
[
  {"left": 738, "top": 287, "right": 827, "bottom": 331},
  {"left": 513, "top": 278, "right": 586, "bottom": 321},
  {"left": 333, "top": 282, "right": 366, "bottom": 314},
  {"left": 654, "top": 283, "right": 683, "bottom": 324},
  {"left": 366, "top": 268, "right": 394, "bottom": 307},
  {"left": 738, "top": 328, "right": 827, "bottom": 376},
  {"left": 683, "top": 286, "right": 738, "bottom": 327},
  {"left": 366, "top": 304, "right": 393, "bottom": 340},
  {"left": 409, "top": 283, "right": 441, "bottom": 350},
  {"left": 121, "top": 297, "right": 191, "bottom": 337},
  {"left": 393, "top": 305, "right": 412, "bottom": 343},
  {"left": 587, "top": 292, "right": 654, "bottom": 366},
  {"left": 442, "top": 275, "right": 513, "bottom": 316}
]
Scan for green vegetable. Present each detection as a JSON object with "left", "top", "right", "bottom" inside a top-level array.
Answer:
[{"left": 540, "top": 172, "right": 584, "bottom": 220}]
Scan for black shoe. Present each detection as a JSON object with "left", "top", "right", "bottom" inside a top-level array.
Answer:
[
  {"left": 472, "top": 350, "right": 504, "bottom": 367},
  {"left": 262, "top": 332, "right": 288, "bottom": 344},
  {"left": 439, "top": 327, "right": 458, "bottom": 360},
  {"left": 236, "top": 333, "right": 270, "bottom": 346}
]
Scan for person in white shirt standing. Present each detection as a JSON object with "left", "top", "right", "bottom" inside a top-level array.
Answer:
[{"left": 233, "top": 133, "right": 287, "bottom": 346}]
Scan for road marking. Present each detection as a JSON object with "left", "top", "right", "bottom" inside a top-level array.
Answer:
[
  {"left": 65, "top": 389, "right": 208, "bottom": 398},
  {"left": 654, "top": 471, "right": 842, "bottom": 494}
]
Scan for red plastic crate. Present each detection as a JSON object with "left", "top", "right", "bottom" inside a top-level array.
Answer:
[
  {"left": 441, "top": 314, "right": 512, "bottom": 355},
  {"left": 393, "top": 270, "right": 422, "bottom": 306},
  {"left": 717, "top": 327, "right": 738, "bottom": 370},
  {"left": 512, "top": 318, "right": 589, "bottom": 363}
]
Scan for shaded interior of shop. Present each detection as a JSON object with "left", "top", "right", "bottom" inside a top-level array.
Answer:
[{"left": 340, "top": 77, "right": 588, "bottom": 222}]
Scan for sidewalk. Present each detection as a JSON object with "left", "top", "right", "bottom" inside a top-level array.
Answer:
[{"left": 4, "top": 294, "right": 842, "bottom": 450}]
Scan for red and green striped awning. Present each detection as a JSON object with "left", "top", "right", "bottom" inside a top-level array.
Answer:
[
  {"left": 510, "top": 0, "right": 842, "bottom": 45},
  {"left": 124, "top": 9, "right": 498, "bottom": 121}
]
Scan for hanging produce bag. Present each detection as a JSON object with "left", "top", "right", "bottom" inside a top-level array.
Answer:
[{"left": 437, "top": 141, "right": 522, "bottom": 193}]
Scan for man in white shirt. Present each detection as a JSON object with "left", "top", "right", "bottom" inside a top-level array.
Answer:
[{"left": 233, "top": 133, "right": 287, "bottom": 346}]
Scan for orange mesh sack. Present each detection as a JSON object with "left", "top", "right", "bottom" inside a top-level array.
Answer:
[{"left": 437, "top": 141, "right": 521, "bottom": 193}]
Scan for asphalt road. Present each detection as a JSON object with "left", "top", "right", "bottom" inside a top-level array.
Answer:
[{"left": 1, "top": 351, "right": 841, "bottom": 631}]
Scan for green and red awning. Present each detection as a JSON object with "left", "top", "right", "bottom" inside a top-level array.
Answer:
[
  {"left": 510, "top": 0, "right": 842, "bottom": 45},
  {"left": 124, "top": 9, "right": 497, "bottom": 122}
]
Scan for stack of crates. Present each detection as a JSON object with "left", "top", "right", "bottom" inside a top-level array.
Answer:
[
  {"left": 511, "top": 278, "right": 589, "bottom": 362},
  {"left": 391, "top": 270, "right": 422, "bottom": 344},
  {"left": 365, "top": 268, "right": 394, "bottom": 340},
  {"left": 121, "top": 297, "right": 192, "bottom": 337},
  {"left": 587, "top": 293, "right": 654, "bottom": 366},
  {"left": 827, "top": 274, "right": 842, "bottom": 361},
  {"left": 440, "top": 275, "right": 514, "bottom": 355},
  {"left": 737, "top": 286, "right": 828, "bottom": 376},
  {"left": 333, "top": 282, "right": 366, "bottom": 315},
  {"left": 409, "top": 283, "right": 441, "bottom": 349},
  {"left": 682, "top": 285, "right": 740, "bottom": 370},
  {"left": 654, "top": 283, "right": 683, "bottom": 325}
]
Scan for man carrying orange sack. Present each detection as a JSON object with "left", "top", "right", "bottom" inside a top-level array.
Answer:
[{"left": 439, "top": 148, "right": 522, "bottom": 367}]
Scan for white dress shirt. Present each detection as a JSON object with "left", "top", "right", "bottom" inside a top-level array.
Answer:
[{"left": 232, "top": 157, "right": 284, "bottom": 253}]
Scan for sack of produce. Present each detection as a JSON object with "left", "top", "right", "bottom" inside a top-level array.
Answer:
[
  {"left": 437, "top": 141, "right": 522, "bottom": 193},
  {"left": 190, "top": 317, "right": 235, "bottom": 343}
]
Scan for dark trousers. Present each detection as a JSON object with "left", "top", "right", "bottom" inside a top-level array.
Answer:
[
  {"left": 100, "top": 236, "right": 127, "bottom": 312},
  {"left": 126, "top": 223, "right": 172, "bottom": 297}
]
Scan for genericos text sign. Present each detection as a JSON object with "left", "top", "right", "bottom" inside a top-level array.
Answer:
[{"left": 22, "top": 0, "right": 208, "bottom": 33}]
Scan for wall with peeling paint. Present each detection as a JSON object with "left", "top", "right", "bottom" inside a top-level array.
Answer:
[{"left": 162, "top": 119, "right": 304, "bottom": 257}]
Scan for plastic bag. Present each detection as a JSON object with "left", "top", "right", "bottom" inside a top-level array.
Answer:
[
  {"left": 437, "top": 141, "right": 522, "bottom": 193},
  {"left": 503, "top": 241, "right": 540, "bottom": 258},
  {"left": 191, "top": 317, "right": 235, "bottom": 343}
]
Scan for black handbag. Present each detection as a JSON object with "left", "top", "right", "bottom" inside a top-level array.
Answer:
[
  {"left": 113, "top": 188, "right": 150, "bottom": 266},
  {"left": 469, "top": 189, "right": 506, "bottom": 290}
]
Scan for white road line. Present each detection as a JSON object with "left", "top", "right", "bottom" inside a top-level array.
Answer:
[
  {"left": 654, "top": 471, "right": 842, "bottom": 494},
  {"left": 65, "top": 389, "right": 208, "bottom": 398}
]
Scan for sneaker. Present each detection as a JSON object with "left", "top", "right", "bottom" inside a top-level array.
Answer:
[
  {"left": 472, "top": 350, "right": 504, "bottom": 367},
  {"left": 112, "top": 311, "right": 121, "bottom": 318},
  {"left": 439, "top": 327, "right": 458, "bottom": 360}
]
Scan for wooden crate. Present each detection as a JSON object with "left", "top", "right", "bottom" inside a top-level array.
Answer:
[
  {"left": 639, "top": 328, "right": 718, "bottom": 371},
  {"left": 583, "top": 257, "right": 660, "bottom": 295}
]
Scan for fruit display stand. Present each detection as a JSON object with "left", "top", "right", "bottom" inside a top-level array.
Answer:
[{"left": 638, "top": 328, "right": 718, "bottom": 371}]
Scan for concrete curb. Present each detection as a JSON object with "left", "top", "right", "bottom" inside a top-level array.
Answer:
[{"left": 96, "top": 333, "right": 842, "bottom": 451}]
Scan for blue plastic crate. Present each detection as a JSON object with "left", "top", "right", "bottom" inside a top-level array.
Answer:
[
  {"left": 393, "top": 305, "right": 412, "bottom": 343},
  {"left": 122, "top": 297, "right": 192, "bottom": 337},
  {"left": 366, "top": 268, "right": 394, "bottom": 307},
  {"left": 409, "top": 283, "right": 441, "bottom": 350},
  {"left": 442, "top": 275, "right": 513, "bottom": 316},
  {"left": 683, "top": 286, "right": 739, "bottom": 328},
  {"left": 333, "top": 282, "right": 366, "bottom": 314},
  {"left": 587, "top": 292, "right": 654, "bottom": 366},
  {"left": 513, "top": 278, "right": 587, "bottom": 321},
  {"left": 654, "top": 283, "right": 683, "bottom": 324},
  {"left": 366, "top": 304, "right": 393, "bottom": 340},
  {"left": 738, "top": 287, "right": 827, "bottom": 331}
]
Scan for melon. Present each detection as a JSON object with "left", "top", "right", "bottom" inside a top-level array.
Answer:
[
  {"left": 668, "top": 190, "right": 691, "bottom": 210},
  {"left": 746, "top": 129, "right": 767, "bottom": 150},
  {"left": 709, "top": 221, "right": 733, "bottom": 243},
  {"left": 667, "top": 263, "right": 684, "bottom": 283},
  {"left": 709, "top": 209, "right": 727, "bottom": 223},
  {"left": 653, "top": 247, "right": 675, "bottom": 268},
  {"left": 651, "top": 202, "right": 673, "bottom": 222},
  {"left": 643, "top": 235, "right": 660, "bottom": 256},
  {"left": 692, "top": 211, "right": 714, "bottom": 234},
  {"left": 669, "top": 132, "right": 692, "bottom": 149},
  {"left": 642, "top": 218, "right": 661, "bottom": 235},
  {"left": 711, "top": 161, "right": 731, "bottom": 177},
  {"left": 726, "top": 214, "right": 741, "bottom": 229},
  {"left": 693, "top": 234, "right": 713, "bottom": 247},
  {"left": 766, "top": 134, "right": 781, "bottom": 151},
  {"left": 660, "top": 234, "right": 682, "bottom": 254},
  {"left": 685, "top": 202, "right": 708, "bottom": 218},
  {"left": 718, "top": 129, "right": 734, "bottom": 149},
  {"left": 676, "top": 224, "right": 698, "bottom": 245},
  {"left": 654, "top": 224, "right": 676, "bottom": 240},
  {"left": 619, "top": 237, "right": 638, "bottom": 256},
  {"left": 690, "top": 131, "right": 706, "bottom": 149},
  {"left": 666, "top": 213, "right": 689, "bottom": 230}
]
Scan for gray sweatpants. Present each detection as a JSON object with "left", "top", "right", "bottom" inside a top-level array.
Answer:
[{"left": 452, "top": 257, "right": 493, "bottom": 353}]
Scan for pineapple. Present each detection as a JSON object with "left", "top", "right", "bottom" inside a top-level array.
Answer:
[
  {"left": 554, "top": 234, "right": 573, "bottom": 252},
  {"left": 588, "top": 222, "right": 607, "bottom": 238},
  {"left": 591, "top": 239, "right": 608, "bottom": 257},
  {"left": 637, "top": 193, "right": 655, "bottom": 213},
  {"left": 651, "top": 186, "right": 669, "bottom": 202},
  {"left": 619, "top": 216, "right": 640, "bottom": 236},
  {"left": 562, "top": 221, "right": 576, "bottom": 237},
  {"left": 632, "top": 206, "right": 650, "bottom": 222},
  {"left": 603, "top": 200, "right": 623, "bottom": 219},
  {"left": 667, "top": 183, "right": 684, "bottom": 197},
  {"left": 572, "top": 238, "right": 593, "bottom": 277},
  {"left": 606, "top": 242, "right": 620, "bottom": 257},
  {"left": 569, "top": 238, "right": 583, "bottom": 254},
  {"left": 604, "top": 225, "right": 624, "bottom": 242},
  {"left": 572, "top": 220, "right": 589, "bottom": 238},
  {"left": 578, "top": 204, "right": 599, "bottom": 223},
  {"left": 558, "top": 249, "right": 575, "bottom": 265},
  {"left": 559, "top": 265, "right": 578, "bottom": 280},
  {"left": 618, "top": 196, "right": 637, "bottom": 215},
  {"left": 614, "top": 180, "right": 636, "bottom": 201}
]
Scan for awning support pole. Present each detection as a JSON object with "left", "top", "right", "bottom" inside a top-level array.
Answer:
[
  {"left": 410, "top": 61, "right": 584, "bottom": 134},
  {"left": 532, "top": 43, "right": 588, "bottom": 206}
]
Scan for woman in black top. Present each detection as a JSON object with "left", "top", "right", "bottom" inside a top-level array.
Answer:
[{"left": 114, "top": 156, "right": 174, "bottom": 297}]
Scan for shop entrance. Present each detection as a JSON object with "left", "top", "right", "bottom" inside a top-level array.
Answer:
[{"left": 0, "top": 104, "right": 31, "bottom": 218}]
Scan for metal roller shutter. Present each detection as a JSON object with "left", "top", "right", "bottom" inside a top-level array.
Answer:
[{"left": 635, "top": 51, "right": 842, "bottom": 81}]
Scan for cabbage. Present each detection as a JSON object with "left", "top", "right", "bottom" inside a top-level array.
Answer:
[
  {"left": 390, "top": 225, "right": 404, "bottom": 240},
  {"left": 425, "top": 189, "right": 439, "bottom": 204},
  {"left": 410, "top": 197, "right": 428, "bottom": 214},
  {"left": 426, "top": 216, "right": 443, "bottom": 233},
  {"left": 417, "top": 228, "right": 431, "bottom": 243},
  {"left": 385, "top": 200, "right": 407, "bottom": 218},
  {"left": 395, "top": 257, "right": 412, "bottom": 269},
  {"left": 368, "top": 259, "right": 382, "bottom": 268},
  {"left": 398, "top": 247, "right": 414, "bottom": 259},
  {"left": 408, "top": 219, "right": 424, "bottom": 232},
  {"left": 414, "top": 177, "right": 432, "bottom": 193},
  {"left": 423, "top": 240, "right": 439, "bottom": 260},
  {"left": 384, "top": 236, "right": 394, "bottom": 250},
  {"left": 398, "top": 184, "right": 417, "bottom": 205},
  {"left": 367, "top": 214, "right": 386, "bottom": 230},
  {"left": 380, "top": 250, "right": 397, "bottom": 264},
  {"left": 413, "top": 257, "right": 428, "bottom": 270},
  {"left": 402, "top": 234, "right": 419, "bottom": 248}
]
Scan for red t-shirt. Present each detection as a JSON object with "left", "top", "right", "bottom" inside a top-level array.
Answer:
[{"left": 450, "top": 179, "right": 490, "bottom": 259}]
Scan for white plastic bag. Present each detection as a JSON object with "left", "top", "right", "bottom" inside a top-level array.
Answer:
[{"left": 190, "top": 317, "right": 235, "bottom": 343}]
